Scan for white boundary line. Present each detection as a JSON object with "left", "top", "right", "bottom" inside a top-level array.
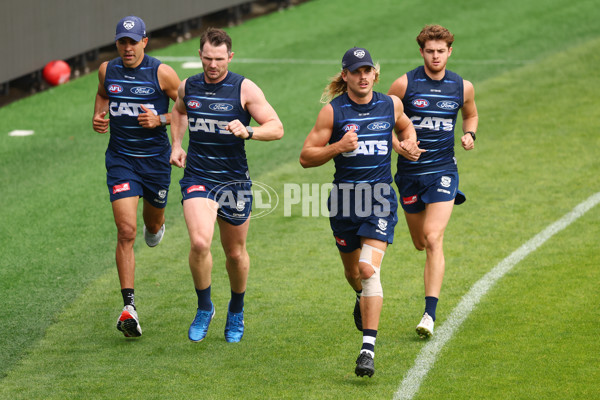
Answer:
[{"left": 393, "top": 191, "right": 600, "bottom": 400}]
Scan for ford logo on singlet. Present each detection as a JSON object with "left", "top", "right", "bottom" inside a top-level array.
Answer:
[
  {"left": 108, "top": 84, "right": 123, "bottom": 94},
  {"left": 343, "top": 123, "right": 360, "bottom": 133},
  {"left": 436, "top": 100, "right": 459, "bottom": 110},
  {"left": 131, "top": 86, "right": 155, "bottom": 95},
  {"left": 367, "top": 121, "right": 391, "bottom": 131},
  {"left": 412, "top": 99, "right": 429, "bottom": 108},
  {"left": 209, "top": 103, "right": 234, "bottom": 112},
  {"left": 187, "top": 100, "right": 201, "bottom": 109}
]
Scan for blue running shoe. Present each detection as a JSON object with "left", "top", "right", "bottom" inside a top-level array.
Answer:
[
  {"left": 188, "top": 304, "right": 215, "bottom": 342},
  {"left": 224, "top": 309, "right": 244, "bottom": 343}
]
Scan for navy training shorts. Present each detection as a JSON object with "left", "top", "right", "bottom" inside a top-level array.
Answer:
[
  {"left": 395, "top": 171, "right": 465, "bottom": 214},
  {"left": 180, "top": 178, "right": 252, "bottom": 226},
  {"left": 105, "top": 148, "right": 171, "bottom": 208},
  {"left": 327, "top": 182, "right": 398, "bottom": 253}
]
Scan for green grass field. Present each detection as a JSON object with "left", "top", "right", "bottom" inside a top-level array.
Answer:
[{"left": 1, "top": 0, "right": 599, "bottom": 398}]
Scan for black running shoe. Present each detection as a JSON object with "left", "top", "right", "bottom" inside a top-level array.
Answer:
[
  {"left": 355, "top": 352, "right": 375, "bottom": 377},
  {"left": 353, "top": 297, "right": 363, "bottom": 331}
]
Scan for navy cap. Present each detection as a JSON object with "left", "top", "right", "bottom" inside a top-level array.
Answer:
[
  {"left": 341, "top": 47, "right": 374, "bottom": 72},
  {"left": 115, "top": 16, "right": 146, "bottom": 41}
]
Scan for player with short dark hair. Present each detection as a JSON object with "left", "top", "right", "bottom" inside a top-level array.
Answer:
[
  {"left": 92, "top": 15, "right": 181, "bottom": 338},
  {"left": 387, "top": 24, "right": 479, "bottom": 339},
  {"left": 170, "top": 27, "right": 284, "bottom": 343},
  {"left": 300, "top": 47, "right": 422, "bottom": 377}
]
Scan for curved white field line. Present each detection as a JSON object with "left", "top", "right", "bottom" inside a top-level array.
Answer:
[{"left": 393, "top": 191, "right": 600, "bottom": 400}]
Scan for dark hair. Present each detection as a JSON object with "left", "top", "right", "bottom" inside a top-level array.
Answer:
[
  {"left": 416, "top": 25, "right": 454, "bottom": 49},
  {"left": 200, "top": 27, "right": 232, "bottom": 53}
]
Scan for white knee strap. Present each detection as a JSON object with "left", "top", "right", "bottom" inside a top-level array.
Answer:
[
  {"left": 359, "top": 244, "right": 385, "bottom": 268},
  {"left": 360, "top": 244, "right": 385, "bottom": 297}
]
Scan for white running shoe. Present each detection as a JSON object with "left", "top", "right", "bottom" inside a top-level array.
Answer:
[
  {"left": 143, "top": 224, "right": 165, "bottom": 247},
  {"left": 416, "top": 312, "right": 434, "bottom": 339},
  {"left": 117, "top": 305, "right": 142, "bottom": 337}
]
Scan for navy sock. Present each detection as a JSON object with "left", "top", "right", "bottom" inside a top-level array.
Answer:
[
  {"left": 361, "top": 329, "right": 378, "bottom": 356},
  {"left": 195, "top": 286, "right": 212, "bottom": 311},
  {"left": 229, "top": 290, "right": 245, "bottom": 313},
  {"left": 424, "top": 296, "right": 439, "bottom": 321},
  {"left": 121, "top": 288, "right": 135, "bottom": 309}
]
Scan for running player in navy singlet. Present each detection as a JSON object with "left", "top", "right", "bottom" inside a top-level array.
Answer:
[
  {"left": 387, "top": 25, "right": 478, "bottom": 339},
  {"left": 170, "top": 28, "right": 283, "bottom": 343},
  {"left": 300, "top": 47, "right": 423, "bottom": 377},
  {"left": 92, "top": 16, "right": 180, "bottom": 338}
]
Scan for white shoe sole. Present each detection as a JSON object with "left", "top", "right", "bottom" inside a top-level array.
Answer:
[
  {"left": 416, "top": 325, "right": 433, "bottom": 338},
  {"left": 416, "top": 313, "right": 434, "bottom": 339},
  {"left": 144, "top": 224, "right": 165, "bottom": 247}
]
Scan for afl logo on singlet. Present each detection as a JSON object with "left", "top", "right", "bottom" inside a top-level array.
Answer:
[
  {"left": 343, "top": 123, "right": 360, "bottom": 133},
  {"left": 187, "top": 100, "right": 201, "bottom": 109},
  {"left": 108, "top": 84, "right": 123, "bottom": 94},
  {"left": 412, "top": 99, "right": 429, "bottom": 108}
]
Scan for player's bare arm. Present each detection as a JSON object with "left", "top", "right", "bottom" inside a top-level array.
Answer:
[
  {"left": 391, "top": 95, "right": 424, "bottom": 161},
  {"left": 159, "top": 63, "right": 181, "bottom": 102},
  {"left": 299, "top": 104, "right": 358, "bottom": 168},
  {"left": 228, "top": 78, "right": 283, "bottom": 141},
  {"left": 387, "top": 73, "right": 408, "bottom": 100},
  {"left": 169, "top": 79, "right": 189, "bottom": 168},
  {"left": 92, "top": 62, "right": 110, "bottom": 134},
  {"left": 137, "top": 64, "right": 181, "bottom": 129},
  {"left": 460, "top": 79, "right": 478, "bottom": 151}
]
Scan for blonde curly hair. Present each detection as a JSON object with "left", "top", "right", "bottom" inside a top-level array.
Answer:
[{"left": 320, "top": 63, "right": 380, "bottom": 104}]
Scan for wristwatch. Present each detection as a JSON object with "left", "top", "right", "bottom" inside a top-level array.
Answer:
[
  {"left": 245, "top": 126, "right": 254, "bottom": 140},
  {"left": 159, "top": 114, "right": 167, "bottom": 126},
  {"left": 465, "top": 131, "right": 476, "bottom": 141}
]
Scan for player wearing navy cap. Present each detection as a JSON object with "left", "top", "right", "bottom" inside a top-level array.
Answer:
[
  {"left": 388, "top": 25, "right": 479, "bottom": 339},
  {"left": 170, "top": 28, "right": 283, "bottom": 343},
  {"left": 92, "top": 15, "right": 181, "bottom": 338},
  {"left": 300, "top": 47, "right": 422, "bottom": 377}
]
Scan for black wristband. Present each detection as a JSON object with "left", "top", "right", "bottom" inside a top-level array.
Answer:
[
  {"left": 245, "top": 126, "right": 254, "bottom": 140},
  {"left": 465, "top": 131, "right": 476, "bottom": 141}
]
